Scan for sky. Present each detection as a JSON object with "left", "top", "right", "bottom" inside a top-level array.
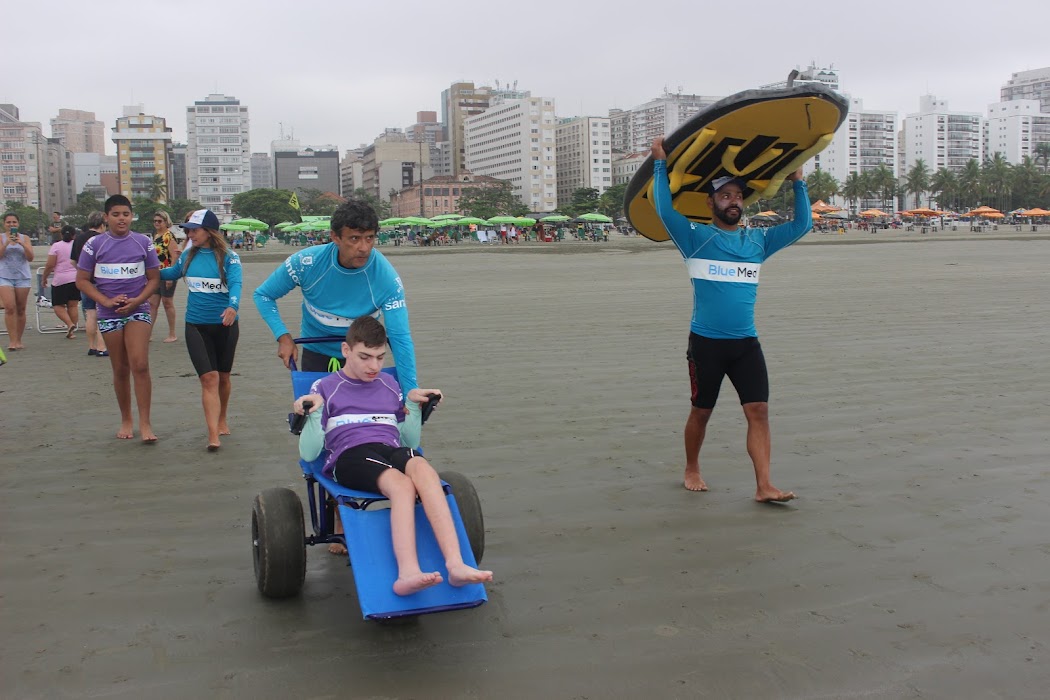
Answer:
[{"left": 6, "top": 0, "right": 1048, "bottom": 156}]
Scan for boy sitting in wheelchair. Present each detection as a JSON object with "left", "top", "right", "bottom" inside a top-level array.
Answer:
[{"left": 292, "top": 315, "right": 493, "bottom": 596}]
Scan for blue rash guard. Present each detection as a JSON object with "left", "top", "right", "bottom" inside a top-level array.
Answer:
[
  {"left": 652, "top": 159, "right": 813, "bottom": 339},
  {"left": 252, "top": 244, "right": 418, "bottom": 393},
  {"left": 159, "top": 247, "right": 242, "bottom": 324}
]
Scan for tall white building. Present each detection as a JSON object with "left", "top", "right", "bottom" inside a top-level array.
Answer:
[
  {"left": 1000, "top": 67, "right": 1050, "bottom": 113},
  {"left": 612, "top": 151, "right": 647, "bottom": 186},
  {"left": 901, "top": 95, "right": 983, "bottom": 178},
  {"left": 1, "top": 104, "right": 47, "bottom": 209},
  {"left": 554, "top": 116, "right": 612, "bottom": 207},
  {"left": 464, "top": 93, "right": 558, "bottom": 212},
  {"left": 985, "top": 99, "right": 1050, "bottom": 164},
  {"left": 186, "top": 94, "right": 251, "bottom": 218},
  {"left": 626, "top": 92, "right": 722, "bottom": 153},
  {"left": 250, "top": 152, "right": 273, "bottom": 190}
]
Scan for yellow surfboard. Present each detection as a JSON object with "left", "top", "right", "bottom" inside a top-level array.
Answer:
[{"left": 624, "top": 84, "right": 849, "bottom": 242}]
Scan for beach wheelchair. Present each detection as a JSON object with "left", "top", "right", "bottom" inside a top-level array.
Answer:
[{"left": 251, "top": 337, "right": 487, "bottom": 621}]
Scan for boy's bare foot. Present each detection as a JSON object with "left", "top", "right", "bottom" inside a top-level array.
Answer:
[
  {"left": 756, "top": 487, "right": 795, "bottom": 503},
  {"left": 140, "top": 426, "right": 158, "bottom": 443},
  {"left": 117, "top": 422, "right": 134, "bottom": 439},
  {"left": 684, "top": 468, "right": 708, "bottom": 492},
  {"left": 163, "top": 336, "right": 177, "bottom": 343},
  {"left": 393, "top": 571, "right": 443, "bottom": 596},
  {"left": 446, "top": 563, "right": 493, "bottom": 587},
  {"left": 328, "top": 543, "right": 347, "bottom": 555}
]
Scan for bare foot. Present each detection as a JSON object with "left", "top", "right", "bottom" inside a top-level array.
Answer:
[
  {"left": 218, "top": 423, "right": 231, "bottom": 436},
  {"left": 65, "top": 326, "right": 76, "bottom": 339},
  {"left": 393, "top": 571, "right": 443, "bottom": 596},
  {"left": 163, "top": 336, "right": 177, "bottom": 343},
  {"left": 446, "top": 563, "right": 493, "bottom": 587},
  {"left": 328, "top": 542, "right": 347, "bottom": 555},
  {"left": 207, "top": 443, "right": 220, "bottom": 452},
  {"left": 116, "top": 423, "right": 134, "bottom": 439},
  {"left": 141, "top": 426, "right": 158, "bottom": 443},
  {"left": 684, "top": 468, "right": 708, "bottom": 492},
  {"left": 756, "top": 487, "right": 796, "bottom": 503}
]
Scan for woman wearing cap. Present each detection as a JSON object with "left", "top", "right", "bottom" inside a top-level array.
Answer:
[
  {"left": 149, "top": 210, "right": 181, "bottom": 343},
  {"left": 40, "top": 225, "right": 82, "bottom": 338},
  {"left": 160, "top": 209, "right": 242, "bottom": 451},
  {"left": 0, "top": 212, "right": 34, "bottom": 350}
]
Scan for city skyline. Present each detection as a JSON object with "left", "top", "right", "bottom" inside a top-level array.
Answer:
[{"left": 5, "top": 0, "right": 1046, "bottom": 155}]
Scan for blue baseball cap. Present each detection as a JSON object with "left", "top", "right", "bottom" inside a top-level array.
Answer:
[{"left": 181, "top": 209, "right": 220, "bottom": 230}]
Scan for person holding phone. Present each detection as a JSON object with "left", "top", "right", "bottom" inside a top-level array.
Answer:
[{"left": 0, "top": 212, "right": 35, "bottom": 350}]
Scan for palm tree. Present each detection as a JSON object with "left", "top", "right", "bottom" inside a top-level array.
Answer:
[
  {"left": 805, "top": 169, "right": 840, "bottom": 205},
  {"left": 867, "top": 164, "right": 896, "bottom": 212},
  {"left": 839, "top": 172, "right": 866, "bottom": 215},
  {"left": 1034, "top": 143, "right": 1050, "bottom": 173},
  {"left": 929, "top": 167, "right": 958, "bottom": 211},
  {"left": 1010, "top": 156, "right": 1041, "bottom": 210},
  {"left": 980, "top": 153, "right": 1012, "bottom": 212},
  {"left": 904, "top": 159, "right": 931, "bottom": 209},
  {"left": 148, "top": 174, "right": 168, "bottom": 203},
  {"left": 958, "top": 159, "right": 982, "bottom": 209}
]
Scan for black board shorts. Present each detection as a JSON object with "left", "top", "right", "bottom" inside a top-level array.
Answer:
[
  {"left": 185, "top": 321, "right": 239, "bottom": 375},
  {"left": 332, "top": 443, "right": 418, "bottom": 493},
  {"left": 686, "top": 333, "right": 769, "bottom": 409}
]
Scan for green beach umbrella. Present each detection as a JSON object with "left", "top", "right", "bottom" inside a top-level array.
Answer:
[
  {"left": 228, "top": 218, "right": 270, "bottom": 231},
  {"left": 400, "top": 216, "right": 432, "bottom": 226},
  {"left": 487, "top": 215, "right": 520, "bottom": 224},
  {"left": 514, "top": 217, "right": 537, "bottom": 226},
  {"left": 379, "top": 217, "right": 406, "bottom": 227},
  {"left": 540, "top": 214, "right": 570, "bottom": 222},
  {"left": 274, "top": 221, "right": 297, "bottom": 230},
  {"left": 456, "top": 217, "right": 487, "bottom": 225},
  {"left": 430, "top": 213, "right": 463, "bottom": 221},
  {"left": 220, "top": 223, "right": 251, "bottom": 232},
  {"left": 578, "top": 212, "right": 613, "bottom": 223}
]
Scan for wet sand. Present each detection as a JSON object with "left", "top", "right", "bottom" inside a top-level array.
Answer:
[{"left": 3, "top": 236, "right": 1049, "bottom": 699}]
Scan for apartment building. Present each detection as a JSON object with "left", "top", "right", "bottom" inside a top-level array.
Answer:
[
  {"left": 112, "top": 106, "right": 173, "bottom": 202},
  {"left": 554, "top": 116, "right": 612, "bottom": 207},
  {"left": 985, "top": 99, "right": 1050, "bottom": 164},
  {"left": 901, "top": 95, "right": 983, "bottom": 176},
  {"left": 186, "top": 94, "right": 251, "bottom": 218},
  {"left": 464, "top": 94, "right": 558, "bottom": 212},
  {"left": 50, "top": 109, "right": 106, "bottom": 155}
]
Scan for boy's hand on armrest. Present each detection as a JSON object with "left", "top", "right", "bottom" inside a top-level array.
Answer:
[
  {"left": 407, "top": 388, "right": 442, "bottom": 407},
  {"left": 294, "top": 394, "right": 323, "bottom": 414}
]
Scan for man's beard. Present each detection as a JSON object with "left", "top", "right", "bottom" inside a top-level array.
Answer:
[{"left": 713, "top": 203, "right": 742, "bottom": 226}]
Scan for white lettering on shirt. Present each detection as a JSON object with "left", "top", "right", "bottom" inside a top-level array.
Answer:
[
  {"left": 95, "top": 261, "right": 145, "bottom": 279},
  {"left": 325, "top": 413, "right": 398, "bottom": 431},
  {"left": 186, "top": 276, "right": 227, "bottom": 293}
]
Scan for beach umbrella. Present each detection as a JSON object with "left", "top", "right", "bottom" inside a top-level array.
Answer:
[
  {"left": 906, "top": 207, "right": 940, "bottom": 217},
  {"left": 274, "top": 221, "right": 297, "bottom": 230},
  {"left": 228, "top": 218, "right": 270, "bottom": 231},
  {"left": 578, "top": 212, "right": 613, "bottom": 223},
  {"left": 514, "top": 217, "right": 537, "bottom": 226},
  {"left": 379, "top": 217, "right": 406, "bottom": 226},
  {"left": 810, "top": 200, "right": 841, "bottom": 214},
  {"left": 220, "top": 223, "right": 251, "bottom": 232},
  {"left": 859, "top": 209, "right": 889, "bottom": 217},
  {"left": 963, "top": 206, "right": 1001, "bottom": 217},
  {"left": 456, "top": 217, "right": 487, "bottom": 225},
  {"left": 982, "top": 211, "right": 1005, "bottom": 219},
  {"left": 430, "top": 214, "right": 463, "bottom": 221},
  {"left": 486, "top": 215, "right": 520, "bottom": 224},
  {"left": 1022, "top": 208, "right": 1050, "bottom": 217},
  {"left": 399, "top": 216, "right": 433, "bottom": 226},
  {"left": 540, "top": 214, "right": 571, "bottom": 222},
  {"left": 823, "top": 211, "right": 849, "bottom": 220}
]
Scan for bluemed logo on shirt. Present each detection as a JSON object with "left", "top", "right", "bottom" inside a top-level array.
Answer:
[
  {"left": 326, "top": 413, "right": 398, "bottom": 431},
  {"left": 186, "top": 276, "right": 227, "bottom": 293},
  {"left": 95, "top": 261, "right": 145, "bottom": 279},
  {"left": 304, "top": 300, "right": 354, "bottom": 327},
  {"left": 686, "top": 258, "right": 761, "bottom": 284}
]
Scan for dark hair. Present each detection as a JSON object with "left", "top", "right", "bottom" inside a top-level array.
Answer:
[
  {"left": 104, "top": 194, "right": 132, "bottom": 213},
  {"left": 345, "top": 315, "right": 386, "bottom": 349},
  {"left": 3, "top": 212, "right": 18, "bottom": 223},
  {"left": 85, "top": 211, "right": 105, "bottom": 230},
  {"left": 61, "top": 225, "right": 77, "bottom": 242},
  {"left": 330, "top": 198, "right": 379, "bottom": 236}
]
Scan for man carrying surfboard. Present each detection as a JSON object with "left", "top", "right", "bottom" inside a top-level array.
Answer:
[{"left": 650, "top": 136, "right": 810, "bottom": 503}]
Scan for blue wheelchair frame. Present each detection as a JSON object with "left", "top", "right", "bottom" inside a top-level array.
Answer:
[{"left": 286, "top": 337, "right": 487, "bottom": 620}]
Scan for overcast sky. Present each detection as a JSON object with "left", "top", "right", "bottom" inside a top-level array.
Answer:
[{"left": 6, "top": 0, "right": 1048, "bottom": 155}]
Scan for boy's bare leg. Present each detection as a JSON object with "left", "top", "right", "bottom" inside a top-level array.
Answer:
[
  {"left": 104, "top": 327, "right": 135, "bottom": 438},
  {"left": 684, "top": 407, "right": 711, "bottom": 492},
  {"left": 406, "top": 458, "right": 492, "bottom": 587},
  {"left": 217, "top": 372, "right": 232, "bottom": 435},
  {"left": 147, "top": 295, "right": 160, "bottom": 339},
  {"left": 742, "top": 402, "right": 794, "bottom": 502},
  {"left": 327, "top": 509, "right": 347, "bottom": 555},
  {"left": 124, "top": 320, "right": 156, "bottom": 442},
  {"left": 378, "top": 469, "right": 442, "bottom": 595}
]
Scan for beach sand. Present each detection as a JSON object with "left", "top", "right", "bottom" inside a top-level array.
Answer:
[{"left": 3, "top": 234, "right": 1049, "bottom": 699}]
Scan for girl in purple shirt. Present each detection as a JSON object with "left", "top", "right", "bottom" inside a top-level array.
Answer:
[{"left": 76, "top": 196, "right": 160, "bottom": 442}]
